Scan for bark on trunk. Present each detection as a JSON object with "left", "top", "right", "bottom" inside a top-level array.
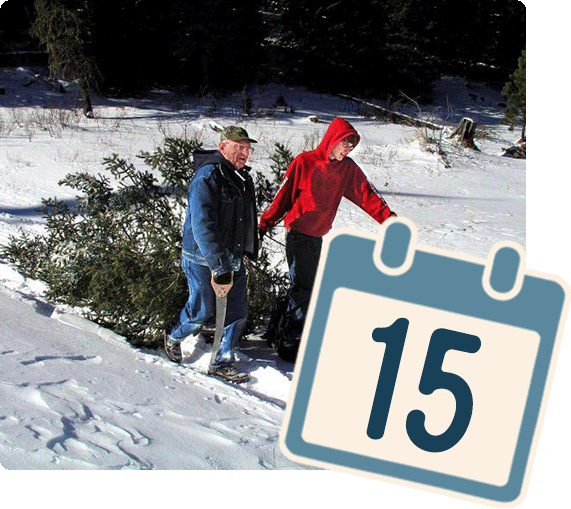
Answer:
[
  {"left": 449, "top": 117, "right": 478, "bottom": 150},
  {"left": 79, "top": 79, "right": 94, "bottom": 118}
]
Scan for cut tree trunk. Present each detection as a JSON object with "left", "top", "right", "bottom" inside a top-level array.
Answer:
[
  {"left": 519, "top": 119, "right": 526, "bottom": 144},
  {"left": 450, "top": 117, "right": 479, "bottom": 150},
  {"left": 79, "top": 79, "right": 94, "bottom": 118}
]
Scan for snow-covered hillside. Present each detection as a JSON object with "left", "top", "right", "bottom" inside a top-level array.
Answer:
[{"left": 0, "top": 56, "right": 569, "bottom": 509}]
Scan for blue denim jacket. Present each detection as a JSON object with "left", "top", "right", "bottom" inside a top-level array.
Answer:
[{"left": 181, "top": 150, "right": 258, "bottom": 276}]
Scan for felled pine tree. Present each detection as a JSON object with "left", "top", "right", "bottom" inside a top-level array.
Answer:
[
  {"left": 2, "top": 137, "right": 293, "bottom": 348},
  {"left": 2, "top": 137, "right": 201, "bottom": 347}
]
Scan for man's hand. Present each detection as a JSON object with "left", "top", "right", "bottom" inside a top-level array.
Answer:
[{"left": 211, "top": 272, "right": 234, "bottom": 298}]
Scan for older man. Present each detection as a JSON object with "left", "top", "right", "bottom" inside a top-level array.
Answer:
[{"left": 165, "top": 126, "right": 259, "bottom": 383}]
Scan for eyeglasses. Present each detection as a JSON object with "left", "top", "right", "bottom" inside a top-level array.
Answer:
[
  {"left": 235, "top": 142, "right": 255, "bottom": 154},
  {"left": 341, "top": 141, "right": 356, "bottom": 151}
]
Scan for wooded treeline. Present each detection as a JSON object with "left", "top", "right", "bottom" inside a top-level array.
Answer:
[{"left": 1, "top": 0, "right": 525, "bottom": 101}]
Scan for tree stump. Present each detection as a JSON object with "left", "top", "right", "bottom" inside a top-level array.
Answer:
[
  {"left": 450, "top": 117, "right": 479, "bottom": 150},
  {"left": 79, "top": 79, "right": 94, "bottom": 118}
]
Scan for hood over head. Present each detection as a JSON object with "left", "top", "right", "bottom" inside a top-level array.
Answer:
[
  {"left": 193, "top": 150, "right": 221, "bottom": 170},
  {"left": 314, "top": 117, "right": 360, "bottom": 160}
]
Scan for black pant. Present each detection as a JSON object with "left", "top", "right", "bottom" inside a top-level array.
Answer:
[{"left": 284, "top": 229, "right": 323, "bottom": 337}]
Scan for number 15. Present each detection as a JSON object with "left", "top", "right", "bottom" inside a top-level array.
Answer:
[{"left": 367, "top": 319, "right": 481, "bottom": 453}]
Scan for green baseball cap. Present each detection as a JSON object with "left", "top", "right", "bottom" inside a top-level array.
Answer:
[{"left": 220, "top": 125, "right": 258, "bottom": 144}]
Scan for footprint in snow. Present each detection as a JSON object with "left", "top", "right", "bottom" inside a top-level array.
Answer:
[{"left": 20, "top": 354, "right": 102, "bottom": 366}]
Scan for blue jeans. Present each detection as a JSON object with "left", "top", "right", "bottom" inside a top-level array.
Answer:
[{"left": 170, "top": 258, "right": 248, "bottom": 368}]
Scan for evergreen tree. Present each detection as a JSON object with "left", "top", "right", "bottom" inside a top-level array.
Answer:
[
  {"left": 405, "top": 0, "right": 525, "bottom": 86},
  {"left": 280, "top": 0, "right": 440, "bottom": 99},
  {"left": 27, "top": 0, "right": 266, "bottom": 96},
  {"left": 163, "top": 0, "right": 265, "bottom": 93},
  {"left": 502, "top": 49, "right": 526, "bottom": 141},
  {"left": 1, "top": 138, "right": 291, "bottom": 347},
  {"left": 30, "top": 0, "right": 101, "bottom": 116},
  {"left": 0, "top": 0, "right": 36, "bottom": 53},
  {"left": 87, "top": 0, "right": 156, "bottom": 93},
  {"left": 278, "top": 0, "right": 524, "bottom": 98}
]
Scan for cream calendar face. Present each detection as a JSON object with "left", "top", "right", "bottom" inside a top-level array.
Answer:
[
  {"left": 303, "top": 288, "right": 539, "bottom": 488},
  {"left": 281, "top": 219, "right": 568, "bottom": 507}
]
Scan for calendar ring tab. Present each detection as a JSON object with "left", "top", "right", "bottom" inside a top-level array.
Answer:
[
  {"left": 482, "top": 242, "right": 526, "bottom": 301},
  {"left": 373, "top": 217, "right": 417, "bottom": 276}
]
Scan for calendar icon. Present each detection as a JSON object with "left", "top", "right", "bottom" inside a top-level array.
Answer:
[{"left": 280, "top": 217, "right": 569, "bottom": 507}]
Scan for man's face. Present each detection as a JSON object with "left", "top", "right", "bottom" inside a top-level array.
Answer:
[
  {"left": 329, "top": 139, "right": 356, "bottom": 161},
  {"left": 219, "top": 140, "right": 253, "bottom": 170}
]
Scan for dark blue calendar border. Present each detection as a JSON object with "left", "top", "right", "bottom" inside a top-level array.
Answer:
[{"left": 284, "top": 231, "right": 566, "bottom": 504}]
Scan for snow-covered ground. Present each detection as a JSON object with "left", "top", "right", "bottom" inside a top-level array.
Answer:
[{"left": 0, "top": 35, "right": 569, "bottom": 508}]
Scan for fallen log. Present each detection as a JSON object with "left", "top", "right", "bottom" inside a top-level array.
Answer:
[{"left": 339, "top": 93, "right": 444, "bottom": 131}]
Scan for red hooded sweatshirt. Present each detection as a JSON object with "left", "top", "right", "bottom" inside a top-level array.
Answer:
[{"left": 259, "top": 117, "right": 396, "bottom": 238}]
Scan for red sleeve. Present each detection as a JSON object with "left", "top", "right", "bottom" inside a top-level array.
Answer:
[
  {"left": 259, "top": 159, "right": 298, "bottom": 231},
  {"left": 344, "top": 165, "right": 396, "bottom": 224}
]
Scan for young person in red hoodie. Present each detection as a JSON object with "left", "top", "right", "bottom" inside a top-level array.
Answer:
[{"left": 259, "top": 117, "right": 396, "bottom": 361}]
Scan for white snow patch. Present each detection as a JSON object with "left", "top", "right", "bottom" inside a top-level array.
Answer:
[{"left": 0, "top": 44, "right": 568, "bottom": 509}]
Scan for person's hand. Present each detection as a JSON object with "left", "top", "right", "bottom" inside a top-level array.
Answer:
[{"left": 211, "top": 272, "right": 233, "bottom": 298}]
